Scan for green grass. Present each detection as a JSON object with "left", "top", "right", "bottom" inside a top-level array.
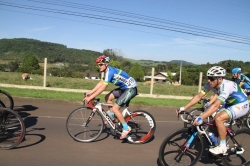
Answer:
[
  {"left": 0, "top": 86, "right": 190, "bottom": 107},
  {"left": 0, "top": 71, "right": 200, "bottom": 96},
  {"left": 1, "top": 71, "right": 248, "bottom": 107}
]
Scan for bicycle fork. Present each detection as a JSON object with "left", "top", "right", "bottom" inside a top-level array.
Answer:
[
  {"left": 173, "top": 130, "right": 198, "bottom": 162},
  {"left": 84, "top": 108, "right": 99, "bottom": 127}
]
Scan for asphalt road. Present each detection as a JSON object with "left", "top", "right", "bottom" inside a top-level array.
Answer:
[{"left": 0, "top": 97, "right": 223, "bottom": 166}]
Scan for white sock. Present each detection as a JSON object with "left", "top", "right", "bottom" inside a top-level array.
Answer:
[{"left": 220, "top": 140, "right": 227, "bottom": 148}]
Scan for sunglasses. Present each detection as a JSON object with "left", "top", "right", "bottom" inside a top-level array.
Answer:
[
  {"left": 97, "top": 63, "right": 105, "bottom": 67},
  {"left": 207, "top": 76, "right": 216, "bottom": 81}
]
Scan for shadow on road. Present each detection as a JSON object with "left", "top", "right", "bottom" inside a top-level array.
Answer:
[
  {"left": 12, "top": 105, "right": 46, "bottom": 149},
  {"left": 14, "top": 104, "right": 38, "bottom": 112}
]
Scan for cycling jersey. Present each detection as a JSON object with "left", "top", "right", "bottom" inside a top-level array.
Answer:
[
  {"left": 232, "top": 74, "right": 250, "bottom": 89},
  {"left": 103, "top": 66, "right": 137, "bottom": 90},
  {"left": 201, "top": 79, "right": 247, "bottom": 107}
]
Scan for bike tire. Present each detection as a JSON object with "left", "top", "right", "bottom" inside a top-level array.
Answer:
[
  {"left": 66, "top": 107, "right": 104, "bottom": 142},
  {"left": 222, "top": 129, "right": 250, "bottom": 166},
  {"left": 0, "top": 107, "right": 26, "bottom": 149},
  {"left": 158, "top": 127, "right": 204, "bottom": 166},
  {"left": 125, "top": 110, "right": 156, "bottom": 144},
  {"left": 0, "top": 90, "right": 14, "bottom": 109},
  {"left": 184, "top": 108, "right": 204, "bottom": 128}
]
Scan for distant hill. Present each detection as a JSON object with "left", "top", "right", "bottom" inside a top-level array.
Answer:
[
  {"left": 0, "top": 38, "right": 101, "bottom": 64},
  {"left": 126, "top": 58, "right": 195, "bottom": 66},
  {"left": 0, "top": 38, "right": 195, "bottom": 67}
]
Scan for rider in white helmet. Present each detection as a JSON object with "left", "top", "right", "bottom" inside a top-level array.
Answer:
[{"left": 177, "top": 66, "right": 249, "bottom": 155}]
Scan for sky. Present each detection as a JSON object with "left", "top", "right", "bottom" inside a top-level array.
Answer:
[{"left": 0, "top": 0, "right": 249, "bottom": 65}]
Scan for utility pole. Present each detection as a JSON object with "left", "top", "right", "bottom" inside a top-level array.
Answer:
[
  {"left": 43, "top": 58, "right": 47, "bottom": 87},
  {"left": 150, "top": 67, "right": 155, "bottom": 95},
  {"left": 179, "top": 61, "right": 182, "bottom": 85}
]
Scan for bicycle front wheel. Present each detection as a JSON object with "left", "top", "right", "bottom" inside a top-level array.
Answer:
[
  {"left": 0, "top": 90, "right": 14, "bottom": 109},
  {"left": 125, "top": 110, "right": 156, "bottom": 144},
  {"left": 222, "top": 129, "right": 250, "bottom": 166},
  {"left": 0, "top": 108, "right": 26, "bottom": 149},
  {"left": 66, "top": 107, "right": 104, "bottom": 142},
  {"left": 158, "top": 128, "right": 204, "bottom": 166}
]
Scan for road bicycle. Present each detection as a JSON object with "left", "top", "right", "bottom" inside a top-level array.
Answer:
[
  {"left": 0, "top": 89, "right": 14, "bottom": 109},
  {"left": 0, "top": 107, "right": 26, "bottom": 149},
  {"left": 184, "top": 97, "right": 250, "bottom": 129},
  {"left": 158, "top": 110, "right": 250, "bottom": 166},
  {"left": 66, "top": 96, "right": 156, "bottom": 144}
]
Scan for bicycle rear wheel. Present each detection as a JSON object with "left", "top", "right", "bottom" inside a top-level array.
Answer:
[
  {"left": 0, "top": 90, "right": 14, "bottom": 109},
  {"left": 158, "top": 128, "right": 203, "bottom": 166},
  {"left": 222, "top": 129, "right": 250, "bottom": 166},
  {"left": 125, "top": 110, "right": 156, "bottom": 144},
  {"left": 66, "top": 107, "right": 104, "bottom": 142},
  {"left": 0, "top": 108, "right": 26, "bottom": 149}
]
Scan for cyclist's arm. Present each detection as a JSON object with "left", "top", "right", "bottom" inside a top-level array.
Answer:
[
  {"left": 183, "top": 92, "right": 206, "bottom": 110},
  {"left": 239, "top": 82, "right": 244, "bottom": 88},
  {"left": 239, "top": 75, "right": 247, "bottom": 88},
  {"left": 208, "top": 94, "right": 218, "bottom": 105},
  {"left": 201, "top": 99, "right": 221, "bottom": 120},
  {"left": 89, "top": 81, "right": 108, "bottom": 99},
  {"left": 88, "top": 80, "right": 105, "bottom": 94}
]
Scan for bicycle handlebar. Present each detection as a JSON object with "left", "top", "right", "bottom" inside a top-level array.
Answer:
[
  {"left": 179, "top": 110, "right": 208, "bottom": 134},
  {"left": 179, "top": 111, "right": 190, "bottom": 123}
]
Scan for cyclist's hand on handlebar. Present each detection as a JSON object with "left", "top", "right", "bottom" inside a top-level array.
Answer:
[
  {"left": 176, "top": 107, "right": 185, "bottom": 116},
  {"left": 83, "top": 92, "right": 92, "bottom": 103},
  {"left": 204, "top": 102, "right": 211, "bottom": 108},
  {"left": 192, "top": 116, "right": 203, "bottom": 126},
  {"left": 83, "top": 96, "right": 92, "bottom": 103}
]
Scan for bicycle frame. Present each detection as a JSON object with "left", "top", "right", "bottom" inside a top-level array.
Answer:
[{"left": 85, "top": 100, "right": 132, "bottom": 132}]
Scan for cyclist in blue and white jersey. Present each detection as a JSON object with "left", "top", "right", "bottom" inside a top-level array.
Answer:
[
  {"left": 177, "top": 66, "right": 249, "bottom": 154},
  {"left": 232, "top": 67, "right": 250, "bottom": 96},
  {"left": 84, "top": 55, "right": 137, "bottom": 139}
]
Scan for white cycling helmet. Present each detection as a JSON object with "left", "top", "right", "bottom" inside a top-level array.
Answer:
[{"left": 207, "top": 66, "right": 226, "bottom": 77}]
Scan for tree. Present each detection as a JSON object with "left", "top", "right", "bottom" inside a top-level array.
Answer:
[
  {"left": 128, "top": 62, "right": 144, "bottom": 82},
  {"left": 109, "top": 60, "right": 121, "bottom": 68},
  {"left": 166, "top": 71, "right": 173, "bottom": 83},
  {"left": 18, "top": 54, "right": 40, "bottom": 73},
  {"left": 8, "top": 60, "right": 19, "bottom": 72}
]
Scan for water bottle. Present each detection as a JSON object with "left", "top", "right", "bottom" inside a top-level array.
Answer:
[
  {"left": 209, "top": 132, "right": 219, "bottom": 146},
  {"left": 106, "top": 110, "right": 115, "bottom": 121}
]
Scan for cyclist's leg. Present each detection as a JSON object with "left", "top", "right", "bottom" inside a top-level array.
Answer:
[
  {"left": 211, "top": 102, "right": 249, "bottom": 154},
  {"left": 107, "top": 87, "right": 137, "bottom": 120},
  {"left": 214, "top": 110, "right": 228, "bottom": 144},
  {"left": 113, "top": 87, "right": 137, "bottom": 139},
  {"left": 106, "top": 88, "right": 128, "bottom": 126}
]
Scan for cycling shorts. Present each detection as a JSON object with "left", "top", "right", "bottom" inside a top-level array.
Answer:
[
  {"left": 110, "top": 87, "right": 137, "bottom": 106},
  {"left": 219, "top": 100, "right": 249, "bottom": 121}
]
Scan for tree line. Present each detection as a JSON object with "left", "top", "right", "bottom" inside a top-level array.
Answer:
[{"left": 0, "top": 38, "right": 249, "bottom": 85}]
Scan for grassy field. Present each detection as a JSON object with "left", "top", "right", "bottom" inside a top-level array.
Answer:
[
  {"left": 0, "top": 71, "right": 200, "bottom": 96},
  {"left": 2, "top": 71, "right": 248, "bottom": 107}
]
